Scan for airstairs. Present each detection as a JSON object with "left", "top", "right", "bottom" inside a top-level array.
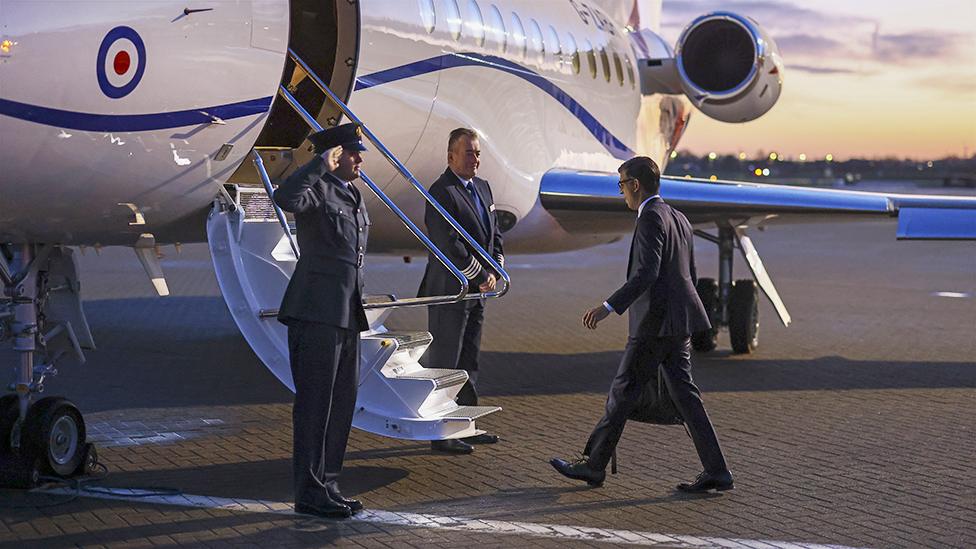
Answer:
[{"left": 207, "top": 49, "right": 509, "bottom": 441}]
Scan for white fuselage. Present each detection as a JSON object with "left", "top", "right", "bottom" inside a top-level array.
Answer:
[{"left": 0, "top": 0, "right": 682, "bottom": 251}]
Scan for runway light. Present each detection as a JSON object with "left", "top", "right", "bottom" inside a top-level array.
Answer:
[
  {"left": 799, "top": 153, "right": 807, "bottom": 162},
  {"left": 684, "top": 174, "right": 692, "bottom": 179},
  {"left": 708, "top": 152, "right": 717, "bottom": 160},
  {"left": 762, "top": 168, "right": 770, "bottom": 176},
  {"left": 825, "top": 154, "right": 834, "bottom": 162},
  {"left": 0, "top": 40, "right": 13, "bottom": 53},
  {"left": 769, "top": 152, "right": 778, "bottom": 161},
  {"left": 738, "top": 152, "right": 747, "bottom": 160},
  {"left": 709, "top": 175, "right": 718, "bottom": 181},
  {"left": 754, "top": 168, "right": 762, "bottom": 176},
  {"left": 670, "top": 150, "right": 678, "bottom": 159}
]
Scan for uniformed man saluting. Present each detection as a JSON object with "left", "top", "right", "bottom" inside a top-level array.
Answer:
[{"left": 274, "top": 123, "right": 370, "bottom": 519}]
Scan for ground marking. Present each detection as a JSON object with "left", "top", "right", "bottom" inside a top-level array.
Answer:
[{"left": 41, "top": 486, "right": 869, "bottom": 549}]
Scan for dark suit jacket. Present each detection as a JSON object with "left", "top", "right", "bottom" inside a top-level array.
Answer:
[
  {"left": 418, "top": 168, "right": 504, "bottom": 299},
  {"left": 274, "top": 155, "right": 370, "bottom": 331},
  {"left": 606, "top": 198, "right": 710, "bottom": 339}
]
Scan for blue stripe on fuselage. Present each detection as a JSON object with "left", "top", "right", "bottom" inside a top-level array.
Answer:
[
  {"left": 355, "top": 53, "right": 634, "bottom": 160},
  {"left": 0, "top": 96, "right": 273, "bottom": 132}
]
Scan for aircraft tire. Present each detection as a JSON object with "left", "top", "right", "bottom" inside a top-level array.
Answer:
[
  {"left": 729, "top": 279, "right": 759, "bottom": 354},
  {"left": 0, "top": 394, "right": 19, "bottom": 452},
  {"left": 692, "top": 278, "right": 719, "bottom": 352},
  {"left": 23, "top": 397, "right": 87, "bottom": 477}
]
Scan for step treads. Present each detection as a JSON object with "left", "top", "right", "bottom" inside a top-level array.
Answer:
[
  {"left": 371, "top": 331, "right": 432, "bottom": 350},
  {"left": 394, "top": 368, "right": 468, "bottom": 389},
  {"left": 438, "top": 405, "right": 502, "bottom": 420},
  {"left": 238, "top": 189, "right": 279, "bottom": 222}
]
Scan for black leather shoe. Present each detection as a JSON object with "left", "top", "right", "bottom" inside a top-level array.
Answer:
[
  {"left": 295, "top": 499, "right": 353, "bottom": 519},
  {"left": 461, "top": 433, "right": 499, "bottom": 444},
  {"left": 431, "top": 439, "right": 474, "bottom": 454},
  {"left": 676, "top": 470, "right": 734, "bottom": 493},
  {"left": 549, "top": 457, "right": 605, "bottom": 487},
  {"left": 327, "top": 487, "right": 363, "bottom": 513}
]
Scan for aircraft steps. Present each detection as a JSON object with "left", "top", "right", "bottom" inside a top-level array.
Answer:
[{"left": 207, "top": 187, "right": 500, "bottom": 441}]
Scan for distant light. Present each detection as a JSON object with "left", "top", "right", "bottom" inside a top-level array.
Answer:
[
  {"left": 769, "top": 152, "right": 778, "bottom": 161},
  {"left": 753, "top": 168, "right": 762, "bottom": 176},
  {"left": 0, "top": 40, "right": 12, "bottom": 53},
  {"left": 708, "top": 152, "right": 717, "bottom": 160},
  {"left": 825, "top": 154, "right": 834, "bottom": 162},
  {"left": 709, "top": 175, "right": 718, "bottom": 181},
  {"left": 798, "top": 153, "right": 807, "bottom": 162},
  {"left": 684, "top": 174, "right": 692, "bottom": 179},
  {"left": 762, "top": 168, "right": 770, "bottom": 176},
  {"left": 926, "top": 161, "right": 934, "bottom": 168},
  {"left": 738, "top": 152, "right": 747, "bottom": 160},
  {"left": 670, "top": 150, "right": 678, "bottom": 159}
]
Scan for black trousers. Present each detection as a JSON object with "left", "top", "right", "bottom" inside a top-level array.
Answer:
[
  {"left": 426, "top": 299, "right": 484, "bottom": 405},
  {"left": 584, "top": 335, "right": 728, "bottom": 474},
  {"left": 288, "top": 321, "right": 359, "bottom": 505}
]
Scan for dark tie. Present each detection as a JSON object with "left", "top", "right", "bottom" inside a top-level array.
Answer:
[{"left": 466, "top": 182, "right": 490, "bottom": 229}]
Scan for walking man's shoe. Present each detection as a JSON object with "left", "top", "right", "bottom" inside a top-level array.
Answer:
[
  {"left": 461, "top": 433, "right": 499, "bottom": 444},
  {"left": 549, "top": 457, "right": 606, "bottom": 487},
  {"left": 676, "top": 470, "right": 734, "bottom": 493},
  {"left": 431, "top": 438, "right": 474, "bottom": 454}
]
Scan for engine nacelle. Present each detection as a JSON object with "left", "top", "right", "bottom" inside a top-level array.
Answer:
[{"left": 674, "top": 12, "right": 784, "bottom": 123}]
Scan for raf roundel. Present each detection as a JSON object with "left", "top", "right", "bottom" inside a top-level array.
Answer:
[{"left": 96, "top": 26, "right": 146, "bottom": 99}]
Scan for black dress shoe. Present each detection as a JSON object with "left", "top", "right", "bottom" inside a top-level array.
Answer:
[
  {"left": 549, "top": 457, "right": 605, "bottom": 487},
  {"left": 431, "top": 439, "right": 474, "bottom": 454},
  {"left": 327, "top": 488, "right": 363, "bottom": 513},
  {"left": 676, "top": 470, "right": 734, "bottom": 493},
  {"left": 295, "top": 499, "right": 353, "bottom": 519},
  {"left": 461, "top": 433, "right": 499, "bottom": 444}
]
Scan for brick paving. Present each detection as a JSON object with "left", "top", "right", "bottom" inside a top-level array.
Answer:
[{"left": 1, "top": 220, "right": 974, "bottom": 548}]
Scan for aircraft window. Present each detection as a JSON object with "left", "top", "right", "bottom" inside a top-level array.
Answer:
[
  {"left": 487, "top": 4, "right": 506, "bottom": 52},
  {"left": 625, "top": 55, "right": 635, "bottom": 88},
  {"left": 510, "top": 12, "right": 527, "bottom": 59},
  {"left": 584, "top": 39, "right": 596, "bottom": 79},
  {"left": 445, "top": 0, "right": 462, "bottom": 40},
  {"left": 465, "top": 0, "right": 485, "bottom": 46},
  {"left": 599, "top": 47, "right": 611, "bottom": 82},
  {"left": 419, "top": 0, "right": 436, "bottom": 33},
  {"left": 613, "top": 51, "right": 624, "bottom": 86},
  {"left": 528, "top": 19, "right": 544, "bottom": 63},
  {"left": 566, "top": 33, "right": 580, "bottom": 74}
]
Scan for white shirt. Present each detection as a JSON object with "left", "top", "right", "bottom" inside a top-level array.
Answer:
[{"left": 604, "top": 194, "right": 662, "bottom": 314}]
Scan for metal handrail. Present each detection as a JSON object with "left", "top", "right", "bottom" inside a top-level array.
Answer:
[
  {"left": 262, "top": 85, "right": 470, "bottom": 309},
  {"left": 286, "top": 48, "right": 510, "bottom": 300}
]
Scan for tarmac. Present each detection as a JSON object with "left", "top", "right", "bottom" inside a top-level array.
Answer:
[{"left": 1, "top": 189, "right": 974, "bottom": 548}]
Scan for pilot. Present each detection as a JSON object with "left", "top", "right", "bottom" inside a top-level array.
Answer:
[
  {"left": 418, "top": 128, "right": 505, "bottom": 454},
  {"left": 274, "top": 123, "right": 370, "bottom": 519}
]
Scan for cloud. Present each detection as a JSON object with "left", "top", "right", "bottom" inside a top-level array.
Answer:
[
  {"left": 873, "top": 31, "right": 970, "bottom": 63},
  {"left": 660, "top": 0, "right": 873, "bottom": 33},
  {"left": 776, "top": 34, "right": 848, "bottom": 57},
  {"left": 787, "top": 64, "right": 860, "bottom": 75}
]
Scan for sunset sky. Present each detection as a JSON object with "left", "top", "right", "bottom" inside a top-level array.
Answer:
[{"left": 658, "top": 0, "right": 976, "bottom": 160}]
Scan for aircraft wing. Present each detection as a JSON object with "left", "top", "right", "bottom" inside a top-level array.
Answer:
[{"left": 539, "top": 169, "right": 976, "bottom": 240}]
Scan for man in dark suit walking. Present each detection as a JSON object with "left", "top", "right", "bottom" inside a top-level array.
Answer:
[
  {"left": 418, "top": 128, "right": 504, "bottom": 455},
  {"left": 274, "top": 123, "right": 370, "bottom": 518},
  {"left": 550, "top": 156, "right": 733, "bottom": 493}
]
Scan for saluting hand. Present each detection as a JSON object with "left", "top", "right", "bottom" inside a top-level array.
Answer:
[{"left": 582, "top": 305, "right": 610, "bottom": 330}]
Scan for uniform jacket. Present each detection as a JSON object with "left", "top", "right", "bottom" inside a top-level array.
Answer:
[
  {"left": 418, "top": 168, "right": 504, "bottom": 300},
  {"left": 274, "top": 155, "right": 370, "bottom": 331},
  {"left": 606, "top": 198, "right": 711, "bottom": 339}
]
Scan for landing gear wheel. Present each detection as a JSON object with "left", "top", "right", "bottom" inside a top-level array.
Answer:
[
  {"left": 692, "top": 278, "right": 719, "bottom": 352},
  {"left": 24, "top": 397, "right": 87, "bottom": 477},
  {"left": 729, "top": 279, "right": 759, "bottom": 354},
  {"left": 0, "top": 394, "right": 19, "bottom": 452}
]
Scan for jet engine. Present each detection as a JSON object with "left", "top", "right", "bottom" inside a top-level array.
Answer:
[{"left": 673, "top": 12, "right": 783, "bottom": 123}]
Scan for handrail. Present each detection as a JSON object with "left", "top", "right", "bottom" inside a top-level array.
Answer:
[
  {"left": 252, "top": 151, "right": 299, "bottom": 258},
  {"left": 267, "top": 85, "right": 470, "bottom": 309},
  {"left": 286, "top": 48, "right": 510, "bottom": 300}
]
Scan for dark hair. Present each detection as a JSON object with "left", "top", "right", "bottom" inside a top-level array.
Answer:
[
  {"left": 448, "top": 127, "right": 479, "bottom": 151},
  {"left": 618, "top": 156, "right": 661, "bottom": 195}
]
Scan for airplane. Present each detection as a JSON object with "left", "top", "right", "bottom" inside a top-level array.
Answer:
[{"left": 2, "top": 0, "right": 974, "bottom": 487}]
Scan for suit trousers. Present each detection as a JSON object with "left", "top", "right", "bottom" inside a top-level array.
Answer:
[
  {"left": 288, "top": 321, "right": 359, "bottom": 505},
  {"left": 584, "top": 335, "right": 728, "bottom": 474},
  {"left": 426, "top": 299, "right": 484, "bottom": 406}
]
